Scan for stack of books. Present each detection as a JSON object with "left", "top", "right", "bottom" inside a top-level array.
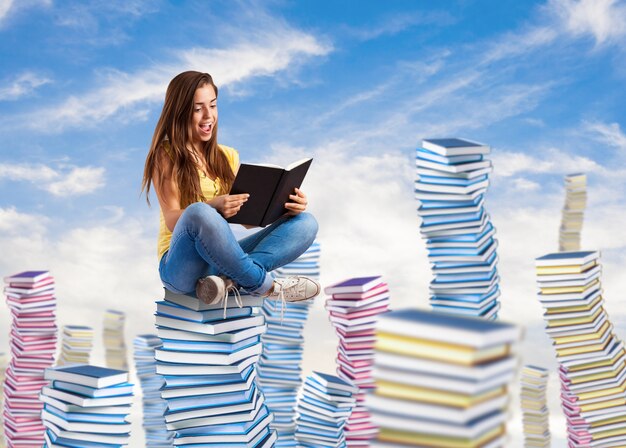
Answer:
[
  {"left": 40, "top": 365, "right": 133, "bottom": 446},
  {"left": 536, "top": 250, "right": 626, "bottom": 446},
  {"left": 103, "top": 309, "right": 128, "bottom": 370},
  {"left": 57, "top": 325, "right": 94, "bottom": 366},
  {"left": 154, "top": 289, "right": 276, "bottom": 447},
  {"left": 3, "top": 270, "right": 58, "bottom": 447},
  {"left": 274, "top": 240, "right": 321, "bottom": 279},
  {"left": 258, "top": 240, "right": 321, "bottom": 447},
  {"left": 295, "top": 371, "right": 358, "bottom": 447},
  {"left": 0, "top": 352, "right": 6, "bottom": 448},
  {"left": 134, "top": 334, "right": 174, "bottom": 447},
  {"left": 367, "top": 308, "right": 520, "bottom": 447},
  {"left": 520, "top": 365, "right": 551, "bottom": 447},
  {"left": 324, "top": 276, "right": 390, "bottom": 446},
  {"left": 415, "top": 138, "right": 501, "bottom": 319},
  {"left": 559, "top": 174, "right": 587, "bottom": 252}
]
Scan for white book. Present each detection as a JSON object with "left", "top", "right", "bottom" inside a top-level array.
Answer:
[
  {"left": 164, "top": 389, "right": 259, "bottom": 422},
  {"left": 415, "top": 158, "right": 492, "bottom": 174},
  {"left": 166, "top": 393, "right": 265, "bottom": 430},
  {"left": 366, "top": 392, "right": 508, "bottom": 425},
  {"left": 44, "top": 421, "right": 130, "bottom": 444},
  {"left": 535, "top": 251, "right": 599, "bottom": 267},
  {"left": 41, "top": 386, "right": 134, "bottom": 407},
  {"left": 161, "top": 370, "right": 256, "bottom": 398},
  {"left": 41, "top": 410, "right": 131, "bottom": 434},
  {"left": 157, "top": 324, "right": 266, "bottom": 343},
  {"left": 175, "top": 414, "right": 272, "bottom": 444},
  {"left": 416, "top": 166, "right": 492, "bottom": 180},
  {"left": 415, "top": 179, "right": 489, "bottom": 195},
  {"left": 415, "top": 187, "right": 486, "bottom": 202},
  {"left": 155, "top": 343, "right": 261, "bottom": 365},
  {"left": 155, "top": 314, "right": 265, "bottom": 335},
  {"left": 156, "top": 354, "right": 258, "bottom": 376}
]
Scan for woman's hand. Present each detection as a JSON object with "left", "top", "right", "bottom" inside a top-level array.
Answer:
[
  {"left": 207, "top": 194, "right": 249, "bottom": 218},
  {"left": 285, "top": 188, "right": 308, "bottom": 216}
]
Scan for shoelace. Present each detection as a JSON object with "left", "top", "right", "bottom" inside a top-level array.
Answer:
[{"left": 221, "top": 284, "right": 243, "bottom": 319}]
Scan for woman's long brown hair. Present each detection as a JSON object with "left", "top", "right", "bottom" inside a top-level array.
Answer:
[{"left": 141, "top": 71, "right": 235, "bottom": 208}]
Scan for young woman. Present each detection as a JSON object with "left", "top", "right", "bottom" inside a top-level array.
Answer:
[{"left": 142, "top": 71, "right": 320, "bottom": 307}]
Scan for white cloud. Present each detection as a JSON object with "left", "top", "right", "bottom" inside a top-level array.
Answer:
[
  {"left": 0, "top": 162, "right": 106, "bottom": 196},
  {"left": 549, "top": 0, "right": 626, "bottom": 45},
  {"left": 0, "top": 0, "right": 50, "bottom": 27},
  {"left": 347, "top": 11, "right": 456, "bottom": 41},
  {"left": 46, "top": 166, "right": 105, "bottom": 196},
  {"left": 492, "top": 147, "right": 602, "bottom": 178},
  {"left": 513, "top": 177, "right": 541, "bottom": 191},
  {"left": 0, "top": 72, "right": 52, "bottom": 100},
  {"left": 0, "top": 162, "right": 58, "bottom": 181},
  {"left": 21, "top": 20, "right": 330, "bottom": 132},
  {"left": 0, "top": 0, "right": 13, "bottom": 22},
  {"left": 584, "top": 120, "right": 626, "bottom": 150}
]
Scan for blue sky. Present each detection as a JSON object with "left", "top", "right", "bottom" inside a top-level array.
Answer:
[{"left": 2, "top": 0, "right": 626, "bottom": 446}]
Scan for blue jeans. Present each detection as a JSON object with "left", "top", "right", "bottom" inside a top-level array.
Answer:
[{"left": 159, "top": 202, "right": 318, "bottom": 296}]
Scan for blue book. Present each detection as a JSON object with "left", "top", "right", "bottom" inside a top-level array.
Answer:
[
  {"left": 156, "top": 301, "right": 254, "bottom": 323},
  {"left": 377, "top": 308, "right": 519, "bottom": 347},
  {"left": 164, "top": 365, "right": 254, "bottom": 387},
  {"left": 43, "top": 405, "right": 127, "bottom": 424},
  {"left": 535, "top": 251, "right": 598, "bottom": 266},
  {"left": 52, "top": 381, "right": 133, "bottom": 398},
  {"left": 421, "top": 211, "right": 484, "bottom": 227},
  {"left": 166, "top": 385, "right": 256, "bottom": 412},
  {"left": 44, "top": 365, "right": 128, "bottom": 388},
  {"left": 323, "top": 276, "right": 382, "bottom": 295},
  {"left": 416, "top": 148, "right": 484, "bottom": 165},
  {"left": 161, "top": 335, "right": 260, "bottom": 353},
  {"left": 418, "top": 174, "right": 488, "bottom": 186},
  {"left": 422, "top": 138, "right": 490, "bottom": 156},
  {"left": 310, "top": 372, "right": 357, "bottom": 394}
]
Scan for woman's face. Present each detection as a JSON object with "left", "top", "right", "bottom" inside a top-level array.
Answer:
[{"left": 189, "top": 83, "right": 218, "bottom": 151}]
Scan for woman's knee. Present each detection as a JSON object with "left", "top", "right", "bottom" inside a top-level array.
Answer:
[
  {"left": 180, "top": 202, "right": 222, "bottom": 229},
  {"left": 295, "top": 212, "right": 318, "bottom": 242}
]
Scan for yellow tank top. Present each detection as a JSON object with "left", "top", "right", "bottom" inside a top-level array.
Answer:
[{"left": 157, "top": 144, "right": 239, "bottom": 259}]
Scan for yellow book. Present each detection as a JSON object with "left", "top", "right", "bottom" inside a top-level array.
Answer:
[
  {"left": 554, "top": 321, "right": 610, "bottom": 345},
  {"left": 545, "top": 295, "right": 603, "bottom": 314},
  {"left": 536, "top": 260, "right": 597, "bottom": 275},
  {"left": 589, "top": 426, "right": 626, "bottom": 441},
  {"left": 577, "top": 380, "right": 626, "bottom": 402},
  {"left": 547, "top": 306, "right": 602, "bottom": 328},
  {"left": 375, "top": 380, "right": 506, "bottom": 409},
  {"left": 375, "top": 332, "right": 509, "bottom": 366},
  {"left": 578, "top": 397, "right": 626, "bottom": 413},
  {"left": 569, "top": 363, "right": 625, "bottom": 385},
  {"left": 566, "top": 349, "right": 625, "bottom": 373},
  {"left": 590, "top": 413, "right": 626, "bottom": 428},
  {"left": 557, "top": 336, "right": 610, "bottom": 357},
  {"left": 540, "top": 278, "right": 599, "bottom": 295},
  {"left": 379, "top": 425, "right": 504, "bottom": 448}
]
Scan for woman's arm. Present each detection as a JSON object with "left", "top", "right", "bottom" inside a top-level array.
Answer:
[{"left": 153, "top": 154, "right": 184, "bottom": 233}]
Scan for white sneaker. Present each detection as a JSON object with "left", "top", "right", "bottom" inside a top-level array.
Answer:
[
  {"left": 268, "top": 276, "right": 321, "bottom": 303},
  {"left": 196, "top": 275, "right": 242, "bottom": 318}
]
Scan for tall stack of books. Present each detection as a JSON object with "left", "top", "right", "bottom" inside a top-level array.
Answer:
[
  {"left": 57, "top": 325, "right": 94, "bottom": 366},
  {"left": 536, "top": 250, "right": 626, "bottom": 447},
  {"left": 134, "top": 334, "right": 174, "bottom": 447},
  {"left": 0, "top": 352, "right": 6, "bottom": 448},
  {"left": 324, "top": 276, "right": 390, "bottom": 446},
  {"left": 3, "top": 270, "right": 58, "bottom": 447},
  {"left": 559, "top": 173, "right": 587, "bottom": 252},
  {"left": 295, "top": 371, "right": 357, "bottom": 447},
  {"left": 520, "top": 365, "right": 551, "bottom": 447},
  {"left": 40, "top": 365, "right": 133, "bottom": 446},
  {"left": 415, "top": 138, "right": 500, "bottom": 319},
  {"left": 367, "top": 308, "right": 520, "bottom": 447},
  {"left": 258, "top": 240, "right": 321, "bottom": 447},
  {"left": 154, "top": 289, "right": 276, "bottom": 447},
  {"left": 103, "top": 309, "right": 128, "bottom": 370}
]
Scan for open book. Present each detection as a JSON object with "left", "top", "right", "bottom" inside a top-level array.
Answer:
[{"left": 227, "top": 158, "right": 312, "bottom": 227}]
